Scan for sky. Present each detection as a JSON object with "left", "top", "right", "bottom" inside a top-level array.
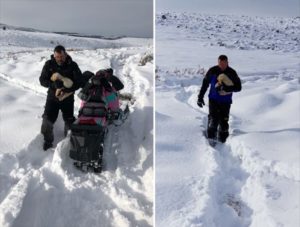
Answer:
[
  {"left": 157, "top": 0, "right": 300, "bottom": 17},
  {"left": 0, "top": 0, "right": 153, "bottom": 38},
  {"left": 0, "top": 0, "right": 298, "bottom": 38}
]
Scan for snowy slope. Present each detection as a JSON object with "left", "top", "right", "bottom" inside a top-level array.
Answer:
[
  {"left": 156, "top": 12, "right": 300, "bottom": 227},
  {"left": 0, "top": 29, "right": 153, "bottom": 227},
  {"left": 157, "top": 13, "right": 300, "bottom": 53},
  {"left": 0, "top": 27, "right": 151, "bottom": 50}
]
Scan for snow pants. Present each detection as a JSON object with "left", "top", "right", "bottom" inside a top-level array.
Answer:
[
  {"left": 207, "top": 99, "right": 231, "bottom": 143},
  {"left": 41, "top": 95, "right": 75, "bottom": 143}
]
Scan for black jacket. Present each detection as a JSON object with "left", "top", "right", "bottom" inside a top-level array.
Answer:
[
  {"left": 39, "top": 55, "right": 82, "bottom": 99},
  {"left": 198, "top": 66, "right": 241, "bottom": 103}
]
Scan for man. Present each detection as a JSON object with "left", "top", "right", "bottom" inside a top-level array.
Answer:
[
  {"left": 197, "top": 55, "right": 241, "bottom": 143},
  {"left": 39, "top": 45, "right": 82, "bottom": 150}
]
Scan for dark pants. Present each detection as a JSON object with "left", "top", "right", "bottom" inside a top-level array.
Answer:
[
  {"left": 41, "top": 96, "right": 75, "bottom": 143},
  {"left": 207, "top": 99, "right": 231, "bottom": 142}
]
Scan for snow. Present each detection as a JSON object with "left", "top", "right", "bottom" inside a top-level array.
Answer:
[
  {"left": 157, "top": 13, "right": 300, "bottom": 53},
  {"left": 0, "top": 28, "right": 153, "bottom": 226},
  {"left": 156, "top": 12, "right": 300, "bottom": 227},
  {"left": 0, "top": 28, "right": 151, "bottom": 50}
]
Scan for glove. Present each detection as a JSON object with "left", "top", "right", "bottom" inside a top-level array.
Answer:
[{"left": 197, "top": 97, "right": 205, "bottom": 108}]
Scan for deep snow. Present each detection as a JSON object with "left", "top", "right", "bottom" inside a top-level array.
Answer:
[
  {"left": 156, "top": 12, "right": 300, "bottom": 227},
  {"left": 0, "top": 28, "right": 153, "bottom": 227}
]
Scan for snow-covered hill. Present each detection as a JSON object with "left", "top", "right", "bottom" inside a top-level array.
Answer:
[
  {"left": 157, "top": 13, "right": 300, "bottom": 53},
  {"left": 0, "top": 29, "right": 153, "bottom": 227},
  {"left": 156, "top": 12, "right": 300, "bottom": 227},
  {"left": 0, "top": 27, "right": 151, "bottom": 51}
]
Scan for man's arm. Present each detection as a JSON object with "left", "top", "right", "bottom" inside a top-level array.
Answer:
[
  {"left": 39, "top": 61, "right": 54, "bottom": 88},
  {"left": 198, "top": 68, "right": 211, "bottom": 99},
  {"left": 231, "top": 70, "right": 242, "bottom": 92},
  {"left": 197, "top": 68, "right": 212, "bottom": 107}
]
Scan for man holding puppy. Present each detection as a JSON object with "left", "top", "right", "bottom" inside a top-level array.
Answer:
[
  {"left": 39, "top": 45, "right": 82, "bottom": 150},
  {"left": 197, "top": 55, "right": 241, "bottom": 143}
]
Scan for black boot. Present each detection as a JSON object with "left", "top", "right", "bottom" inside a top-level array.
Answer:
[
  {"left": 43, "top": 141, "right": 53, "bottom": 151},
  {"left": 64, "top": 118, "right": 75, "bottom": 137},
  {"left": 218, "top": 130, "right": 229, "bottom": 143},
  {"left": 64, "top": 123, "right": 70, "bottom": 137},
  {"left": 41, "top": 117, "right": 54, "bottom": 150},
  {"left": 207, "top": 117, "right": 218, "bottom": 139}
]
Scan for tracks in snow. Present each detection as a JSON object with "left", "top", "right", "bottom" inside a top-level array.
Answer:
[
  {"left": 0, "top": 46, "right": 153, "bottom": 227},
  {"left": 165, "top": 65, "right": 300, "bottom": 226},
  {"left": 194, "top": 114, "right": 252, "bottom": 227},
  {"left": 196, "top": 111, "right": 299, "bottom": 227},
  {"left": 168, "top": 87, "right": 254, "bottom": 226},
  {"left": 202, "top": 142, "right": 253, "bottom": 227},
  {"left": 0, "top": 72, "right": 47, "bottom": 97}
]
